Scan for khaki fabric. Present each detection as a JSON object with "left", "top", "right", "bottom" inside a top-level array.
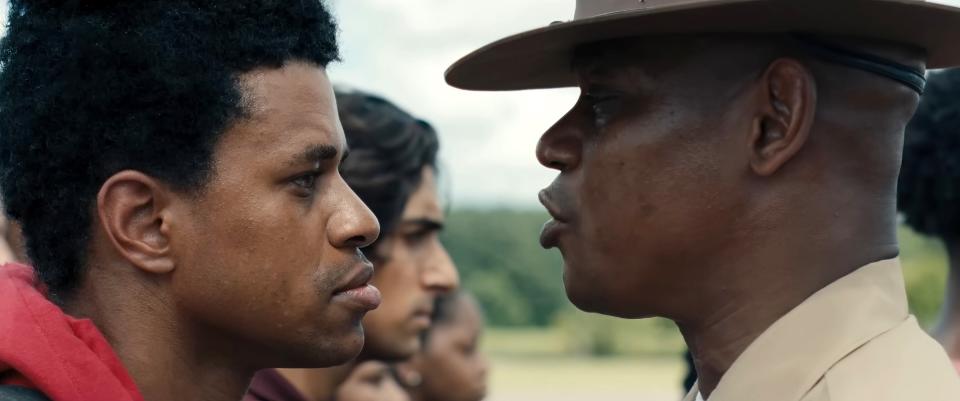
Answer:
[
  {"left": 446, "top": 0, "right": 960, "bottom": 91},
  {"left": 683, "top": 259, "right": 960, "bottom": 401}
]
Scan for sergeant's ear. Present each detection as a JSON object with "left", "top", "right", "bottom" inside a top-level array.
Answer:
[
  {"left": 96, "top": 170, "right": 175, "bottom": 275},
  {"left": 747, "top": 58, "right": 817, "bottom": 176}
]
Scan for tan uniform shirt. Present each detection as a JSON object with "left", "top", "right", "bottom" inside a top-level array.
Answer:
[{"left": 683, "top": 259, "right": 960, "bottom": 401}]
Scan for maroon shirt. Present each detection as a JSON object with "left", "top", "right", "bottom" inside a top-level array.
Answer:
[{"left": 244, "top": 369, "right": 309, "bottom": 401}]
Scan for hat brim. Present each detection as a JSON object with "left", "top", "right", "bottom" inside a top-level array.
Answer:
[{"left": 445, "top": 0, "right": 960, "bottom": 91}]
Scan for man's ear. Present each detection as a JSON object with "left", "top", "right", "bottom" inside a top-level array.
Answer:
[
  {"left": 747, "top": 58, "right": 817, "bottom": 176},
  {"left": 96, "top": 170, "right": 175, "bottom": 275}
]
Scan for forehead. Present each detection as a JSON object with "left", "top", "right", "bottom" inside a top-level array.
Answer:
[
  {"left": 401, "top": 167, "right": 443, "bottom": 221},
  {"left": 437, "top": 296, "right": 483, "bottom": 330},
  {"left": 219, "top": 62, "right": 345, "bottom": 161}
]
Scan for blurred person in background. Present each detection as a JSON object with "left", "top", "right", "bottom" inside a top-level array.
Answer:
[
  {"left": 335, "top": 361, "right": 410, "bottom": 401},
  {"left": 898, "top": 67, "right": 960, "bottom": 373},
  {"left": 447, "top": 1, "right": 960, "bottom": 400},
  {"left": 398, "top": 291, "right": 489, "bottom": 401},
  {"left": 246, "top": 89, "right": 460, "bottom": 401},
  {"left": 0, "top": 1, "right": 384, "bottom": 401}
]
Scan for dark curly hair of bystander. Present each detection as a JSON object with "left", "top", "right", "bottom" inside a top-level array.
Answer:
[{"left": 898, "top": 68, "right": 960, "bottom": 239}]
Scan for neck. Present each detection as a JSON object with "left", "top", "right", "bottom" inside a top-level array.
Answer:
[
  {"left": 933, "top": 239, "right": 960, "bottom": 359},
  {"left": 64, "top": 266, "right": 256, "bottom": 401},
  {"left": 678, "top": 200, "right": 898, "bottom": 397},
  {"left": 278, "top": 365, "right": 355, "bottom": 401}
]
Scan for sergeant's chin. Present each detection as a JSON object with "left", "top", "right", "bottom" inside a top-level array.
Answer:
[
  {"left": 563, "top": 270, "right": 649, "bottom": 319},
  {"left": 562, "top": 268, "right": 604, "bottom": 314}
]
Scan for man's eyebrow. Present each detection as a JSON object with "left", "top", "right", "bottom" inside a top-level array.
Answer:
[
  {"left": 288, "top": 144, "right": 340, "bottom": 167},
  {"left": 403, "top": 218, "right": 445, "bottom": 232}
]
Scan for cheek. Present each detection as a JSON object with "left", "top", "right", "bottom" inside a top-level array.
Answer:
[
  {"left": 574, "top": 123, "right": 735, "bottom": 278},
  {"left": 427, "top": 337, "right": 477, "bottom": 380},
  {"left": 424, "top": 347, "right": 464, "bottom": 386},
  {"left": 182, "top": 197, "right": 320, "bottom": 286},
  {"left": 598, "top": 129, "right": 725, "bottom": 222},
  {"left": 170, "top": 189, "right": 340, "bottom": 338},
  {"left": 373, "top": 269, "right": 412, "bottom": 312},
  {"left": 365, "top": 251, "right": 419, "bottom": 327}
]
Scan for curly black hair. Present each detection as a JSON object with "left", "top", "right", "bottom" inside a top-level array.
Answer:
[
  {"left": 898, "top": 68, "right": 960, "bottom": 239},
  {"left": 0, "top": 0, "right": 340, "bottom": 298},
  {"left": 335, "top": 88, "right": 439, "bottom": 254}
]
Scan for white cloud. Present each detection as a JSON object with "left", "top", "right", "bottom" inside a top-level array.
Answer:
[{"left": 328, "top": 0, "right": 578, "bottom": 208}]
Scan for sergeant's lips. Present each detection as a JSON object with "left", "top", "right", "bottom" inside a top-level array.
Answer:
[{"left": 539, "top": 188, "right": 571, "bottom": 249}]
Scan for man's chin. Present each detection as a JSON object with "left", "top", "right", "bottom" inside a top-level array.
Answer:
[
  {"left": 357, "top": 336, "right": 419, "bottom": 362},
  {"left": 562, "top": 264, "right": 602, "bottom": 311},
  {"left": 274, "top": 328, "right": 366, "bottom": 368},
  {"left": 565, "top": 288, "right": 604, "bottom": 314},
  {"left": 565, "top": 285, "right": 654, "bottom": 319},
  {"left": 562, "top": 273, "right": 636, "bottom": 318}
]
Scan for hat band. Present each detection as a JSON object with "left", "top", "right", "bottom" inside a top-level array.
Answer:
[{"left": 794, "top": 35, "right": 926, "bottom": 95}]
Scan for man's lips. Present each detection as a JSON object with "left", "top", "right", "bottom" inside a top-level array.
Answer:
[
  {"left": 538, "top": 189, "right": 570, "bottom": 223},
  {"left": 411, "top": 304, "right": 434, "bottom": 329},
  {"left": 539, "top": 189, "right": 571, "bottom": 249},
  {"left": 411, "top": 311, "right": 432, "bottom": 330},
  {"left": 332, "top": 262, "right": 382, "bottom": 311}
]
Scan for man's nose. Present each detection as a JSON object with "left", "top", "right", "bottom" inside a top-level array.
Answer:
[
  {"left": 329, "top": 181, "right": 380, "bottom": 249},
  {"left": 421, "top": 242, "right": 459, "bottom": 293},
  {"left": 536, "top": 114, "right": 582, "bottom": 172}
]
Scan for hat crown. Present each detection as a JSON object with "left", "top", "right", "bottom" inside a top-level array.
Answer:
[{"left": 574, "top": 0, "right": 711, "bottom": 19}]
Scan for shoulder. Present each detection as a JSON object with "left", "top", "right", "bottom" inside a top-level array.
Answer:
[{"left": 805, "top": 317, "right": 960, "bottom": 401}]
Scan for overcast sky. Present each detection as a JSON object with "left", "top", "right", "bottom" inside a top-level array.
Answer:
[{"left": 328, "top": 0, "right": 579, "bottom": 209}]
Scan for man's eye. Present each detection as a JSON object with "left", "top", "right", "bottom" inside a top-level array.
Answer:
[
  {"left": 460, "top": 340, "right": 478, "bottom": 355},
  {"left": 591, "top": 98, "right": 617, "bottom": 113},
  {"left": 405, "top": 230, "right": 432, "bottom": 244},
  {"left": 586, "top": 95, "right": 622, "bottom": 127},
  {"left": 291, "top": 172, "right": 320, "bottom": 194}
]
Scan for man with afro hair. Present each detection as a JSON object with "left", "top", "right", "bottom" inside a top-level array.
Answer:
[
  {"left": 0, "top": 1, "right": 383, "bottom": 400},
  {"left": 898, "top": 68, "right": 960, "bottom": 374}
]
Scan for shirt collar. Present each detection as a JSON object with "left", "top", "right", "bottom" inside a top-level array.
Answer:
[{"left": 686, "top": 258, "right": 909, "bottom": 401}]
